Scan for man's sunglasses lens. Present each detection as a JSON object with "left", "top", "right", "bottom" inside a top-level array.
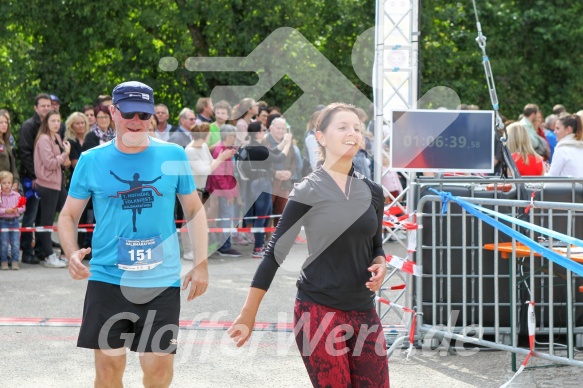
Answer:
[{"left": 120, "top": 111, "right": 152, "bottom": 120}]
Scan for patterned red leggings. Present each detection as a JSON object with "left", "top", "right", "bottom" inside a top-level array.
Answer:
[{"left": 294, "top": 299, "right": 390, "bottom": 387}]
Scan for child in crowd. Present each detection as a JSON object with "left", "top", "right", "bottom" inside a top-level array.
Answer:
[{"left": 0, "top": 171, "right": 26, "bottom": 270}]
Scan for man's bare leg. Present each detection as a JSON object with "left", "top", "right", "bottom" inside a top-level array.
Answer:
[
  {"left": 94, "top": 348, "right": 127, "bottom": 388},
  {"left": 140, "top": 352, "right": 174, "bottom": 388}
]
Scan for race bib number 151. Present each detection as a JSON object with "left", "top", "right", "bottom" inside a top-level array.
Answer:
[{"left": 117, "top": 235, "right": 163, "bottom": 271}]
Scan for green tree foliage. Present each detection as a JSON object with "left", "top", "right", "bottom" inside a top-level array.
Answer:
[
  {"left": 0, "top": 0, "right": 376, "bottom": 138},
  {"left": 421, "top": 0, "right": 583, "bottom": 119},
  {"left": 3, "top": 0, "right": 582, "bottom": 139}
]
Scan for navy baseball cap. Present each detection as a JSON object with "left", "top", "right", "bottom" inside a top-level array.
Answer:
[
  {"left": 50, "top": 94, "right": 61, "bottom": 104},
  {"left": 112, "top": 81, "right": 155, "bottom": 114}
]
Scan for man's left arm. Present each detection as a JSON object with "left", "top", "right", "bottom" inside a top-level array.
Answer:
[{"left": 178, "top": 191, "right": 209, "bottom": 301}]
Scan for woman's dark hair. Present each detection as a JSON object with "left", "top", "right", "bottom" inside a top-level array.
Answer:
[
  {"left": 246, "top": 121, "right": 263, "bottom": 141},
  {"left": 266, "top": 113, "right": 281, "bottom": 129},
  {"left": 0, "top": 111, "right": 10, "bottom": 145},
  {"left": 94, "top": 105, "right": 112, "bottom": 121},
  {"left": 35, "top": 110, "right": 61, "bottom": 147},
  {"left": 82, "top": 104, "right": 95, "bottom": 113},
  {"left": 258, "top": 106, "right": 269, "bottom": 117},
  {"left": 558, "top": 114, "right": 583, "bottom": 141},
  {"left": 315, "top": 103, "right": 361, "bottom": 164},
  {"left": 191, "top": 122, "right": 210, "bottom": 141}
]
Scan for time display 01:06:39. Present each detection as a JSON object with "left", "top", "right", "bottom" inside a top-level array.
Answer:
[{"left": 403, "top": 135, "right": 480, "bottom": 149}]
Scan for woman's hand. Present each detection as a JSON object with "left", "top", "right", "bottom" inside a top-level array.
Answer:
[
  {"left": 63, "top": 140, "right": 71, "bottom": 155},
  {"left": 366, "top": 257, "right": 387, "bottom": 292},
  {"left": 275, "top": 170, "right": 292, "bottom": 181},
  {"left": 227, "top": 311, "right": 256, "bottom": 348},
  {"left": 218, "top": 148, "right": 237, "bottom": 161}
]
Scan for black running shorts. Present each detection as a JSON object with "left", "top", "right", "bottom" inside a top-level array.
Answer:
[{"left": 77, "top": 281, "right": 180, "bottom": 354}]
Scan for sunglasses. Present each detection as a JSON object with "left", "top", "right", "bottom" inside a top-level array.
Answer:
[{"left": 115, "top": 106, "right": 152, "bottom": 120}]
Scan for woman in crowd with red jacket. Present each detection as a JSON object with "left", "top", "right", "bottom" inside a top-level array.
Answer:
[{"left": 506, "top": 122, "right": 544, "bottom": 176}]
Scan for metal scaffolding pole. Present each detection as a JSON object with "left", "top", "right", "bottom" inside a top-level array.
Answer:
[{"left": 374, "top": 0, "right": 420, "bottom": 334}]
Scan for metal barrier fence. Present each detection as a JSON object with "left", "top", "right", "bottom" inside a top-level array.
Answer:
[{"left": 413, "top": 191, "right": 583, "bottom": 368}]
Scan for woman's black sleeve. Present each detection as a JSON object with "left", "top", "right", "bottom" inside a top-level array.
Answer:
[
  {"left": 81, "top": 133, "right": 99, "bottom": 152},
  {"left": 69, "top": 139, "right": 82, "bottom": 162},
  {"left": 251, "top": 199, "right": 312, "bottom": 290},
  {"left": 372, "top": 185, "right": 386, "bottom": 260}
]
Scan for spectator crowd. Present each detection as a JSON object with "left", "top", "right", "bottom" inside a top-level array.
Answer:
[{"left": 1, "top": 93, "right": 582, "bottom": 270}]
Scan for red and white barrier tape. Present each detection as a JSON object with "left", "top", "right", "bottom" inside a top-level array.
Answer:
[
  {"left": 175, "top": 214, "right": 282, "bottom": 223},
  {"left": 384, "top": 206, "right": 406, "bottom": 216},
  {"left": 386, "top": 255, "right": 422, "bottom": 276},
  {"left": 382, "top": 211, "right": 420, "bottom": 252},
  {"left": 524, "top": 191, "right": 537, "bottom": 215},
  {"left": 382, "top": 217, "right": 420, "bottom": 231},
  {"left": 407, "top": 229, "right": 417, "bottom": 252},
  {"left": 0, "top": 226, "right": 65, "bottom": 233},
  {"left": 179, "top": 227, "right": 276, "bottom": 233},
  {"left": 377, "top": 297, "right": 417, "bottom": 359},
  {"left": 500, "top": 301, "right": 535, "bottom": 388}
]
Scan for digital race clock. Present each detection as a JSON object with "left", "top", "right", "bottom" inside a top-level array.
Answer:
[{"left": 390, "top": 110, "right": 495, "bottom": 172}]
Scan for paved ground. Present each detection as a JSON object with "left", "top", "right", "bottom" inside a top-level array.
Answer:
[{"left": 1, "top": 236, "right": 583, "bottom": 387}]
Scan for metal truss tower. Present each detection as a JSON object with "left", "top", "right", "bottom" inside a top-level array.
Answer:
[{"left": 374, "top": 0, "right": 420, "bottom": 335}]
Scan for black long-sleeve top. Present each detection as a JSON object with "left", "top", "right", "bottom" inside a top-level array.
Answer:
[
  {"left": 238, "top": 140, "right": 286, "bottom": 181},
  {"left": 251, "top": 166, "right": 386, "bottom": 311},
  {"left": 18, "top": 113, "right": 42, "bottom": 180}
]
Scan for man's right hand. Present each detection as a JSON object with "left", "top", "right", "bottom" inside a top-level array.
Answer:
[{"left": 68, "top": 248, "right": 92, "bottom": 280}]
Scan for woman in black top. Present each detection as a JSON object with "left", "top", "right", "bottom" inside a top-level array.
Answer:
[
  {"left": 228, "top": 103, "right": 389, "bottom": 387},
  {"left": 65, "top": 112, "right": 90, "bottom": 173},
  {"left": 82, "top": 105, "right": 115, "bottom": 151}
]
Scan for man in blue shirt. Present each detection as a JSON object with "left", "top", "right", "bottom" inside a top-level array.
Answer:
[{"left": 58, "top": 81, "right": 208, "bottom": 387}]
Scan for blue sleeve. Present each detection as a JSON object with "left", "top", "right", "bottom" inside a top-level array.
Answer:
[
  {"left": 175, "top": 148, "right": 196, "bottom": 194},
  {"left": 68, "top": 153, "right": 92, "bottom": 199}
]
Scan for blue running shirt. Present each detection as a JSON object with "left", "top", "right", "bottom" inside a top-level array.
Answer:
[{"left": 68, "top": 137, "right": 196, "bottom": 287}]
